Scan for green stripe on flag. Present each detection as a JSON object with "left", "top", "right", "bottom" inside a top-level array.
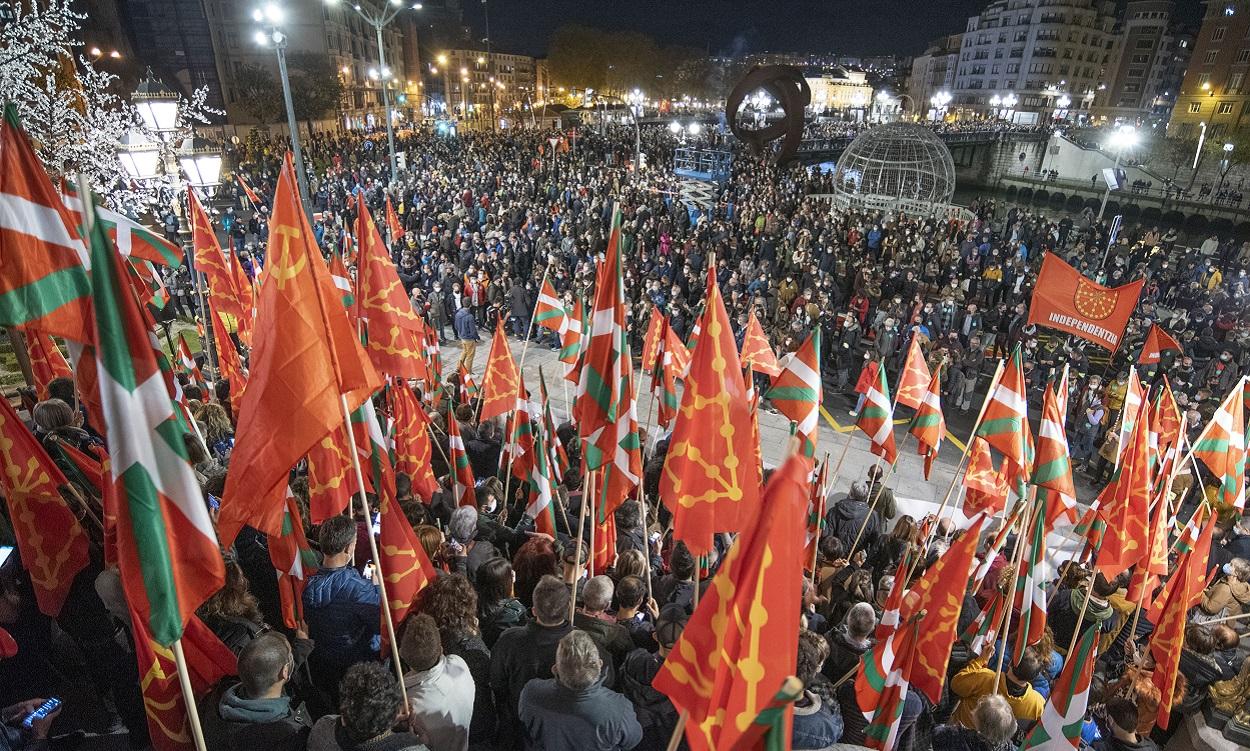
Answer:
[{"left": 0, "top": 265, "right": 92, "bottom": 328}]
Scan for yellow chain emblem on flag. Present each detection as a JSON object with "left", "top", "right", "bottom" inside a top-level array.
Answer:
[{"left": 1073, "top": 277, "right": 1117, "bottom": 321}]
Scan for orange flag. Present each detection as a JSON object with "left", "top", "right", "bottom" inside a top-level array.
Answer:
[
  {"left": 307, "top": 425, "right": 361, "bottom": 523},
  {"left": 389, "top": 382, "right": 440, "bottom": 502},
  {"left": 739, "top": 311, "right": 780, "bottom": 377},
  {"left": 963, "top": 437, "right": 1007, "bottom": 517},
  {"left": 355, "top": 199, "right": 425, "bottom": 377},
  {"left": 1150, "top": 507, "right": 1214, "bottom": 729},
  {"left": 218, "top": 154, "right": 381, "bottom": 548},
  {"left": 24, "top": 330, "right": 72, "bottom": 399},
  {"left": 384, "top": 195, "right": 405, "bottom": 240},
  {"left": 0, "top": 395, "right": 90, "bottom": 617},
  {"left": 894, "top": 336, "right": 932, "bottom": 410},
  {"left": 654, "top": 451, "right": 812, "bottom": 751},
  {"left": 661, "top": 267, "right": 760, "bottom": 556},
  {"left": 189, "top": 189, "right": 253, "bottom": 346},
  {"left": 1138, "top": 323, "right": 1183, "bottom": 365},
  {"left": 1094, "top": 400, "right": 1152, "bottom": 577},
  {"left": 479, "top": 324, "right": 521, "bottom": 422}
]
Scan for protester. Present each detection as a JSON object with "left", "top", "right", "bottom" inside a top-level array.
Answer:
[
  {"left": 307, "top": 662, "right": 428, "bottom": 751},
  {"left": 201, "top": 632, "right": 313, "bottom": 751},
  {"left": 399, "top": 613, "right": 474, "bottom": 751}
]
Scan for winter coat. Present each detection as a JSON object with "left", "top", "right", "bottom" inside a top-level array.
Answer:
[
  {"left": 402, "top": 655, "right": 475, "bottom": 751},
  {"left": 301, "top": 565, "right": 381, "bottom": 669},
  {"left": 618, "top": 648, "right": 680, "bottom": 751},
  {"left": 200, "top": 680, "right": 312, "bottom": 751},
  {"left": 825, "top": 499, "right": 883, "bottom": 557},
  {"left": 490, "top": 622, "right": 574, "bottom": 751},
  {"left": 822, "top": 626, "right": 871, "bottom": 684},
  {"left": 1199, "top": 577, "right": 1250, "bottom": 617},
  {"left": 791, "top": 691, "right": 843, "bottom": 750},
  {"left": 454, "top": 307, "right": 480, "bottom": 340},
  {"left": 479, "top": 598, "right": 528, "bottom": 650},
  {"left": 518, "top": 676, "right": 643, "bottom": 751}
]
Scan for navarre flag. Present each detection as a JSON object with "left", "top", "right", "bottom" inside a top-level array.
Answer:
[
  {"left": 0, "top": 395, "right": 90, "bottom": 616},
  {"left": 1138, "top": 323, "right": 1183, "bottom": 365},
  {"left": 384, "top": 195, "right": 404, "bottom": 240},
  {"left": 24, "top": 329, "right": 72, "bottom": 399},
  {"left": 268, "top": 488, "right": 317, "bottom": 630},
  {"left": 1094, "top": 400, "right": 1152, "bottom": 576},
  {"left": 218, "top": 154, "right": 381, "bottom": 549},
  {"left": 1020, "top": 625, "right": 1099, "bottom": 750},
  {"left": 908, "top": 368, "right": 944, "bottom": 479},
  {"left": 388, "top": 383, "right": 439, "bottom": 502},
  {"left": 306, "top": 425, "right": 360, "bottom": 523},
  {"left": 639, "top": 305, "right": 666, "bottom": 377},
  {"left": 377, "top": 468, "right": 436, "bottom": 649},
  {"left": 856, "top": 357, "right": 897, "bottom": 464},
  {"left": 1027, "top": 252, "right": 1143, "bottom": 352},
  {"left": 1191, "top": 376, "right": 1247, "bottom": 511},
  {"left": 662, "top": 266, "right": 760, "bottom": 555},
  {"left": 654, "top": 452, "right": 813, "bottom": 751},
  {"left": 447, "top": 412, "right": 477, "bottom": 507},
  {"left": 0, "top": 104, "right": 92, "bottom": 342},
  {"left": 188, "top": 189, "right": 253, "bottom": 346},
  {"left": 87, "top": 186, "right": 224, "bottom": 646},
  {"left": 479, "top": 324, "right": 521, "bottom": 422},
  {"left": 768, "top": 329, "right": 822, "bottom": 455},
  {"left": 130, "top": 611, "right": 236, "bottom": 751},
  {"left": 355, "top": 199, "right": 425, "bottom": 377},
  {"left": 739, "top": 311, "right": 780, "bottom": 377},
  {"left": 963, "top": 436, "right": 1008, "bottom": 517},
  {"left": 534, "top": 277, "right": 568, "bottom": 334},
  {"left": 894, "top": 336, "right": 932, "bottom": 411}
]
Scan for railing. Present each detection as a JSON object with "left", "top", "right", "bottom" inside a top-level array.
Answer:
[{"left": 796, "top": 128, "right": 1049, "bottom": 153}]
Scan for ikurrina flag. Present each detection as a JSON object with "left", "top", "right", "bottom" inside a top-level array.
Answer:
[
  {"left": 894, "top": 336, "right": 932, "bottom": 411},
  {"left": 62, "top": 180, "right": 184, "bottom": 268},
  {"left": 129, "top": 610, "right": 235, "bottom": 751},
  {"left": 218, "top": 154, "right": 381, "bottom": 550},
  {"left": 662, "top": 266, "right": 760, "bottom": 555},
  {"left": 328, "top": 252, "right": 355, "bottom": 311},
  {"left": 188, "top": 188, "right": 253, "bottom": 346},
  {"left": 447, "top": 413, "right": 478, "bottom": 507},
  {"left": 480, "top": 323, "right": 521, "bottom": 422},
  {"left": 559, "top": 296, "right": 586, "bottom": 383},
  {"left": 388, "top": 382, "right": 439, "bottom": 502},
  {"left": 176, "top": 333, "right": 207, "bottom": 395},
  {"left": 0, "top": 394, "right": 90, "bottom": 617},
  {"left": 268, "top": 487, "right": 317, "bottom": 630},
  {"left": 1138, "top": 323, "right": 1183, "bottom": 365},
  {"left": 1191, "top": 376, "right": 1247, "bottom": 511},
  {"left": 24, "top": 329, "right": 72, "bottom": 399},
  {"left": 963, "top": 436, "right": 1008, "bottom": 517},
  {"left": 1094, "top": 401, "right": 1152, "bottom": 577},
  {"left": 804, "top": 461, "right": 828, "bottom": 571},
  {"left": 526, "top": 416, "right": 559, "bottom": 535},
  {"left": 86, "top": 185, "right": 224, "bottom": 646},
  {"left": 1021, "top": 625, "right": 1099, "bottom": 751},
  {"left": 0, "top": 105, "right": 92, "bottom": 342},
  {"left": 1012, "top": 506, "right": 1048, "bottom": 666},
  {"left": 538, "top": 369, "right": 571, "bottom": 481},
  {"left": 977, "top": 346, "right": 1031, "bottom": 474},
  {"left": 875, "top": 552, "right": 911, "bottom": 642},
  {"left": 768, "top": 328, "right": 822, "bottom": 456},
  {"left": 384, "top": 195, "right": 404, "bottom": 240},
  {"left": 855, "top": 356, "right": 896, "bottom": 464},
  {"left": 739, "top": 310, "right": 780, "bottom": 377},
  {"left": 1036, "top": 374, "right": 1078, "bottom": 528},
  {"left": 654, "top": 452, "right": 812, "bottom": 751},
  {"left": 355, "top": 199, "right": 425, "bottom": 377},
  {"left": 1115, "top": 368, "right": 1145, "bottom": 469},
  {"left": 1026, "top": 252, "right": 1143, "bottom": 352},
  {"left": 857, "top": 616, "right": 921, "bottom": 751},
  {"left": 908, "top": 368, "right": 944, "bottom": 479},
  {"left": 501, "top": 382, "right": 538, "bottom": 481},
  {"left": 960, "top": 587, "right": 1007, "bottom": 656},
  {"left": 534, "top": 276, "right": 567, "bottom": 334}
]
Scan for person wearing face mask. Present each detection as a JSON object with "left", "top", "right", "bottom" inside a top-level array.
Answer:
[{"left": 1202, "top": 348, "right": 1241, "bottom": 396}]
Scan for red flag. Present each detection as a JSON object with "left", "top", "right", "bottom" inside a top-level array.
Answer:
[
  {"left": 894, "top": 336, "right": 932, "bottom": 411},
  {"left": 662, "top": 268, "right": 761, "bottom": 555},
  {"left": 479, "top": 324, "right": 521, "bottom": 422},
  {"left": 0, "top": 395, "right": 90, "bottom": 616},
  {"left": 377, "top": 479, "right": 435, "bottom": 651},
  {"left": 384, "top": 195, "right": 405, "bottom": 240},
  {"left": 654, "top": 452, "right": 812, "bottom": 751},
  {"left": 24, "top": 330, "right": 72, "bottom": 399},
  {"left": 236, "top": 174, "right": 263, "bottom": 208},
  {"left": 1027, "top": 252, "right": 1143, "bottom": 352},
  {"left": 389, "top": 383, "right": 439, "bottom": 502},
  {"left": 354, "top": 199, "right": 425, "bottom": 377},
  {"left": 1150, "top": 508, "right": 1214, "bottom": 729},
  {"left": 639, "top": 305, "right": 666, "bottom": 376},
  {"left": 1138, "top": 323, "right": 1183, "bottom": 365},
  {"left": 307, "top": 425, "right": 360, "bottom": 523},
  {"left": 218, "top": 154, "right": 381, "bottom": 548},
  {"left": 739, "top": 311, "right": 780, "bottom": 377},
  {"left": 1094, "top": 400, "right": 1152, "bottom": 577},
  {"left": 188, "top": 189, "right": 253, "bottom": 346}
]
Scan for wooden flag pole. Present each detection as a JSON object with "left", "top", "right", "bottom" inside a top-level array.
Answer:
[
  {"left": 171, "top": 638, "right": 209, "bottom": 751},
  {"left": 338, "top": 394, "right": 409, "bottom": 708},
  {"left": 1063, "top": 570, "right": 1096, "bottom": 660},
  {"left": 5, "top": 328, "right": 36, "bottom": 392},
  {"left": 993, "top": 487, "right": 1039, "bottom": 691},
  {"left": 569, "top": 469, "right": 592, "bottom": 625},
  {"left": 666, "top": 711, "right": 689, "bottom": 751}
]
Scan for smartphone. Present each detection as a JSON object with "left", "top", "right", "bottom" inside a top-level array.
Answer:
[
  {"left": 207, "top": 494, "right": 221, "bottom": 512},
  {"left": 22, "top": 697, "right": 60, "bottom": 729}
]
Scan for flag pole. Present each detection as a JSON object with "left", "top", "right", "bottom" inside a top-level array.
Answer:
[
  {"left": 993, "top": 487, "right": 1039, "bottom": 691},
  {"left": 845, "top": 455, "right": 886, "bottom": 561},
  {"left": 666, "top": 711, "right": 689, "bottom": 751},
  {"left": 338, "top": 393, "right": 410, "bottom": 708},
  {"left": 569, "top": 468, "right": 592, "bottom": 625},
  {"left": 1062, "top": 569, "right": 1096, "bottom": 660},
  {"left": 171, "top": 638, "right": 209, "bottom": 751}
]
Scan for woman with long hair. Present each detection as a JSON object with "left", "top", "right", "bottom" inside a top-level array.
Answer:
[
  {"left": 197, "top": 562, "right": 264, "bottom": 655},
  {"left": 511, "top": 535, "right": 560, "bottom": 610},
  {"left": 198, "top": 402, "right": 235, "bottom": 463},
  {"left": 475, "top": 556, "right": 527, "bottom": 650},
  {"left": 419, "top": 573, "right": 494, "bottom": 747}
]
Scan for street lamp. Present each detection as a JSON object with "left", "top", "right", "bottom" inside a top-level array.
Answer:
[
  {"left": 252, "top": 3, "right": 313, "bottom": 214},
  {"left": 989, "top": 94, "right": 1002, "bottom": 120},
  {"left": 177, "top": 136, "right": 224, "bottom": 191},
  {"left": 930, "top": 91, "right": 951, "bottom": 121},
  {"left": 1097, "top": 124, "right": 1138, "bottom": 220},
  {"left": 1002, "top": 92, "right": 1017, "bottom": 123},
  {"left": 1218, "top": 141, "right": 1236, "bottom": 195},
  {"left": 324, "top": 0, "right": 423, "bottom": 178},
  {"left": 132, "top": 74, "right": 181, "bottom": 134},
  {"left": 668, "top": 120, "right": 682, "bottom": 135},
  {"left": 117, "top": 130, "right": 162, "bottom": 182}
]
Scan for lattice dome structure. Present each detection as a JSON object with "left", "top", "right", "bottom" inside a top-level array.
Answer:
[{"left": 830, "top": 123, "right": 957, "bottom": 214}]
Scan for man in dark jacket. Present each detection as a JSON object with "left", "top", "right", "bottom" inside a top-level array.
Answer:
[
  {"left": 619, "top": 605, "right": 686, "bottom": 750},
  {"left": 1095, "top": 697, "right": 1160, "bottom": 751},
  {"left": 518, "top": 630, "right": 642, "bottom": 751},
  {"left": 201, "top": 632, "right": 312, "bottom": 751},
  {"left": 825, "top": 481, "right": 883, "bottom": 557},
  {"left": 302, "top": 516, "right": 380, "bottom": 700},
  {"left": 573, "top": 576, "right": 635, "bottom": 669},
  {"left": 454, "top": 302, "right": 480, "bottom": 372},
  {"left": 1049, "top": 573, "right": 1118, "bottom": 654},
  {"left": 822, "top": 602, "right": 875, "bottom": 684}
]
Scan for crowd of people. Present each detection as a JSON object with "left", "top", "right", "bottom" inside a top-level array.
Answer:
[{"left": 4, "top": 116, "right": 1250, "bottom": 751}]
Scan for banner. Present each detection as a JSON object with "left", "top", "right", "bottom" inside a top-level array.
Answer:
[{"left": 1027, "top": 253, "right": 1142, "bottom": 352}]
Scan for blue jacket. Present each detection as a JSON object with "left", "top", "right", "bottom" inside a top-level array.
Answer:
[
  {"left": 301, "top": 565, "right": 380, "bottom": 669},
  {"left": 454, "top": 307, "right": 480, "bottom": 341}
]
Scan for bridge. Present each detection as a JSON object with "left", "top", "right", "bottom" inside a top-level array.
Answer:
[{"left": 795, "top": 129, "right": 1050, "bottom": 163}]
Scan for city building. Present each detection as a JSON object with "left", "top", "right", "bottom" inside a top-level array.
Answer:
[
  {"left": 437, "top": 48, "right": 538, "bottom": 126},
  {"left": 951, "top": 0, "right": 1118, "bottom": 124},
  {"left": 805, "top": 66, "right": 875, "bottom": 117},
  {"left": 1094, "top": 0, "right": 1192, "bottom": 126},
  {"left": 908, "top": 34, "right": 963, "bottom": 118},
  {"left": 1168, "top": 1, "right": 1250, "bottom": 139}
]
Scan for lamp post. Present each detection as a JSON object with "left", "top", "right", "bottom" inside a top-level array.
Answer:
[
  {"left": 1002, "top": 92, "right": 1017, "bottom": 123},
  {"left": 930, "top": 91, "right": 951, "bottom": 122},
  {"left": 1097, "top": 124, "right": 1138, "bottom": 220},
  {"left": 252, "top": 3, "right": 312, "bottom": 214},
  {"left": 1217, "top": 142, "right": 1235, "bottom": 196},
  {"left": 325, "top": 0, "right": 423, "bottom": 179},
  {"left": 989, "top": 94, "right": 1002, "bottom": 121}
]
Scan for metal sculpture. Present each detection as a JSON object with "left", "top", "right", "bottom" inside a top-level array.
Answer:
[{"left": 725, "top": 65, "right": 811, "bottom": 164}]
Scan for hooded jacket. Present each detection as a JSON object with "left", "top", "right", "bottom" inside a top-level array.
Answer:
[
  {"left": 200, "top": 680, "right": 311, "bottom": 751},
  {"left": 825, "top": 498, "right": 883, "bottom": 556}
]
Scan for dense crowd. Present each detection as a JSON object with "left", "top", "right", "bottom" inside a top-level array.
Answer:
[{"left": 4, "top": 119, "right": 1250, "bottom": 751}]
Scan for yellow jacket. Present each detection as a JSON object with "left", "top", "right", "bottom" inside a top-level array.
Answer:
[{"left": 950, "top": 651, "right": 1045, "bottom": 728}]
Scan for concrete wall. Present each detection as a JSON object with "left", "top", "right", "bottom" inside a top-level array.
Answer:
[{"left": 1035, "top": 134, "right": 1162, "bottom": 187}]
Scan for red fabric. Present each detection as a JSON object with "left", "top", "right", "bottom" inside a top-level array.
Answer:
[{"left": 1027, "top": 252, "right": 1144, "bottom": 352}]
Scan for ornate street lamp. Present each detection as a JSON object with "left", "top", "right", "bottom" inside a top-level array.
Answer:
[{"left": 132, "top": 72, "right": 181, "bottom": 135}]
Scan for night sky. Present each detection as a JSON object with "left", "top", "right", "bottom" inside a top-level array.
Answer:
[{"left": 472, "top": 0, "right": 1204, "bottom": 59}]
